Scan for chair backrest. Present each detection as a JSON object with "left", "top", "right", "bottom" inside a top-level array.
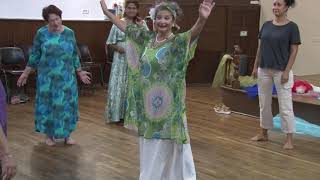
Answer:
[
  {"left": 0, "top": 47, "right": 26, "bottom": 65},
  {"left": 77, "top": 44, "right": 92, "bottom": 63},
  {"left": 17, "top": 44, "right": 33, "bottom": 63}
]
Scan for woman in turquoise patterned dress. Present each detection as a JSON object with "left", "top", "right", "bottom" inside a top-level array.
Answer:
[
  {"left": 17, "top": 5, "right": 91, "bottom": 146},
  {"left": 101, "top": 0, "right": 215, "bottom": 179},
  {"left": 105, "top": 0, "right": 141, "bottom": 124}
]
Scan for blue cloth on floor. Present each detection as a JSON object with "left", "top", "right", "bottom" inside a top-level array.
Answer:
[
  {"left": 243, "top": 84, "right": 277, "bottom": 98},
  {"left": 273, "top": 115, "right": 320, "bottom": 138}
]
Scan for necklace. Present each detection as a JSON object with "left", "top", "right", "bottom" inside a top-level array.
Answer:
[{"left": 155, "top": 33, "right": 174, "bottom": 43}]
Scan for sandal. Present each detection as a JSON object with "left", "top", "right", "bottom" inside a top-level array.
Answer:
[
  {"left": 11, "top": 96, "right": 21, "bottom": 104},
  {"left": 213, "top": 104, "right": 231, "bottom": 115},
  {"left": 44, "top": 137, "right": 56, "bottom": 146},
  {"left": 64, "top": 137, "right": 76, "bottom": 145}
]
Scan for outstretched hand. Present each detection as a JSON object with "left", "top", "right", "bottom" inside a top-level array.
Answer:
[
  {"left": 199, "top": 0, "right": 215, "bottom": 19},
  {"left": 99, "top": 0, "right": 127, "bottom": 32},
  {"left": 100, "top": 0, "right": 108, "bottom": 14},
  {"left": 78, "top": 71, "right": 91, "bottom": 84},
  {"left": 17, "top": 72, "right": 28, "bottom": 87}
]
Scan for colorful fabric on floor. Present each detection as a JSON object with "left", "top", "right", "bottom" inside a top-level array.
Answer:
[{"left": 273, "top": 115, "right": 320, "bottom": 138}]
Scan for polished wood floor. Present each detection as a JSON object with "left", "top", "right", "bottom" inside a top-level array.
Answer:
[{"left": 7, "top": 86, "right": 320, "bottom": 180}]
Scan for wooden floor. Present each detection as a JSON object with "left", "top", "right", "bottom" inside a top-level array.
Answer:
[{"left": 7, "top": 86, "right": 320, "bottom": 180}]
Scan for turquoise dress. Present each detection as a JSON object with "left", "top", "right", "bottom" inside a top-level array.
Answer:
[
  {"left": 105, "top": 24, "right": 127, "bottom": 123},
  {"left": 28, "top": 26, "right": 81, "bottom": 138}
]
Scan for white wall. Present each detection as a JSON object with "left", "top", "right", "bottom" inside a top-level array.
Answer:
[
  {"left": 0, "top": 0, "right": 123, "bottom": 20},
  {"left": 260, "top": 0, "right": 320, "bottom": 75}
]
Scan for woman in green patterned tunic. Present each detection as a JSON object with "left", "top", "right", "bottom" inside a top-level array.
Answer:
[
  {"left": 17, "top": 5, "right": 91, "bottom": 146},
  {"left": 101, "top": 0, "right": 215, "bottom": 179},
  {"left": 105, "top": 0, "right": 141, "bottom": 124}
]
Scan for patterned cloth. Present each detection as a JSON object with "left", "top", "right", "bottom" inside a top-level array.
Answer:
[
  {"left": 105, "top": 24, "right": 127, "bottom": 123},
  {"left": 124, "top": 24, "right": 198, "bottom": 144},
  {"left": 28, "top": 26, "right": 80, "bottom": 138}
]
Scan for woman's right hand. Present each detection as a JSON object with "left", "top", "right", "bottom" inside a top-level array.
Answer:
[
  {"left": 251, "top": 67, "right": 258, "bottom": 79},
  {"left": 117, "top": 47, "right": 125, "bottom": 54},
  {"left": 100, "top": 0, "right": 108, "bottom": 14},
  {"left": 1, "top": 155, "right": 17, "bottom": 180},
  {"left": 135, "top": 17, "right": 144, "bottom": 26},
  {"left": 100, "top": 0, "right": 126, "bottom": 32},
  {"left": 199, "top": 0, "right": 215, "bottom": 20},
  {"left": 17, "top": 72, "right": 29, "bottom": 87}
]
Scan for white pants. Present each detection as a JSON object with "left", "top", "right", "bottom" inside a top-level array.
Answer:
[
  {"left": 139, "top": 137, "right": 196, "bottom": 180},
  {"left": 257, "top": 68, "right": 296, "bottom": 133}
]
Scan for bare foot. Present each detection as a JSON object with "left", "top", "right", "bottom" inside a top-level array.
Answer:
[
  {"left": 65, "top": 137, "right": 76, "bottom": 145},
  {"left": 45, "top": 138, "right": 55, "bottom": 146},
  {"left": 251, "top": 134, "right": 268, "bottom": 141},
  {"left": 283, "top": 142, "right": 294, "bottom": 150}
]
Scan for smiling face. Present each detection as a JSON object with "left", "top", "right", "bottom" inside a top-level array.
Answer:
[
  {"left": 125, "top": 3, "right": 138, "bottom": 19},
  {"left": 154, "top": 10, "right": 174, "bottom": 34},
  {"left": 272, "top": 0, "right": 289, "bottom": 17}
]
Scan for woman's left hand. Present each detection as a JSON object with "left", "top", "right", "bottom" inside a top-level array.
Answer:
[
  {"left": 199, "top": 0, "right": 215, "bottom": 20},
  {"left": 78, "top": 71, "right": 91, "bottom": 84},
  {"left": 1, "top": 155, "right": 17, "bottom": 180},
  {"left": 281, "top": 71, "right": 290, "bottom": 84},
  {"left": 135, "top": 17, "right": 144, "bottom": 26}
]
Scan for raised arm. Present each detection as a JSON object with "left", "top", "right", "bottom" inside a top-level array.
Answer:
[
  {"left": 190, "top": 0, "right": 215, "bottom": 40},
  {"left": 100, "top": 0, "right": 126, "bottom": 32}
]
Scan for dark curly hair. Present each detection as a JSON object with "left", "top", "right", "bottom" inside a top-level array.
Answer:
[
  {"left": 125, "top": 0, "right": 140, "bottom": 9},
  {"left": 285, "top": 0, "right": 296, "bottom": 7},
  {"left": 42, "top": 5, "right": 62, "bottom": 21}
]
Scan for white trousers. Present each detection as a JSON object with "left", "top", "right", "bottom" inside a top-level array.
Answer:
[
  {"left": 257, "top": 68, "right": 296, "bottom": 133},
  {"left": 139, "top": 137, "right": 196, "bottom": 180}
]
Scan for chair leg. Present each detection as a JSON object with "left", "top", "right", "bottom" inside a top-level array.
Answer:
[
  {"left": 24, "top": 85, "right": 27, "bottom": 94},
  {"left": 103, "top": 63, "right": 107, "bottom": 76},
  {"left": 99, "top": 66, "right": 104, "bottom": 87},
  {"left": 90, "top": 69, "right": 95, "bottom": 94},
  {"left": 23, "top": 78, "right": 27, "bottom": 94},
  {"left": 3, "top": 73, "right": 11, "bottom": 104}
]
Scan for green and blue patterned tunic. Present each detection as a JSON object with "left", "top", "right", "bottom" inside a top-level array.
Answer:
[
  {"left": 28, "top": 26, "right": 80, "bottom": 138},
  {"left": 125, "top": 24, "right": 198, "bottom": 144}
]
